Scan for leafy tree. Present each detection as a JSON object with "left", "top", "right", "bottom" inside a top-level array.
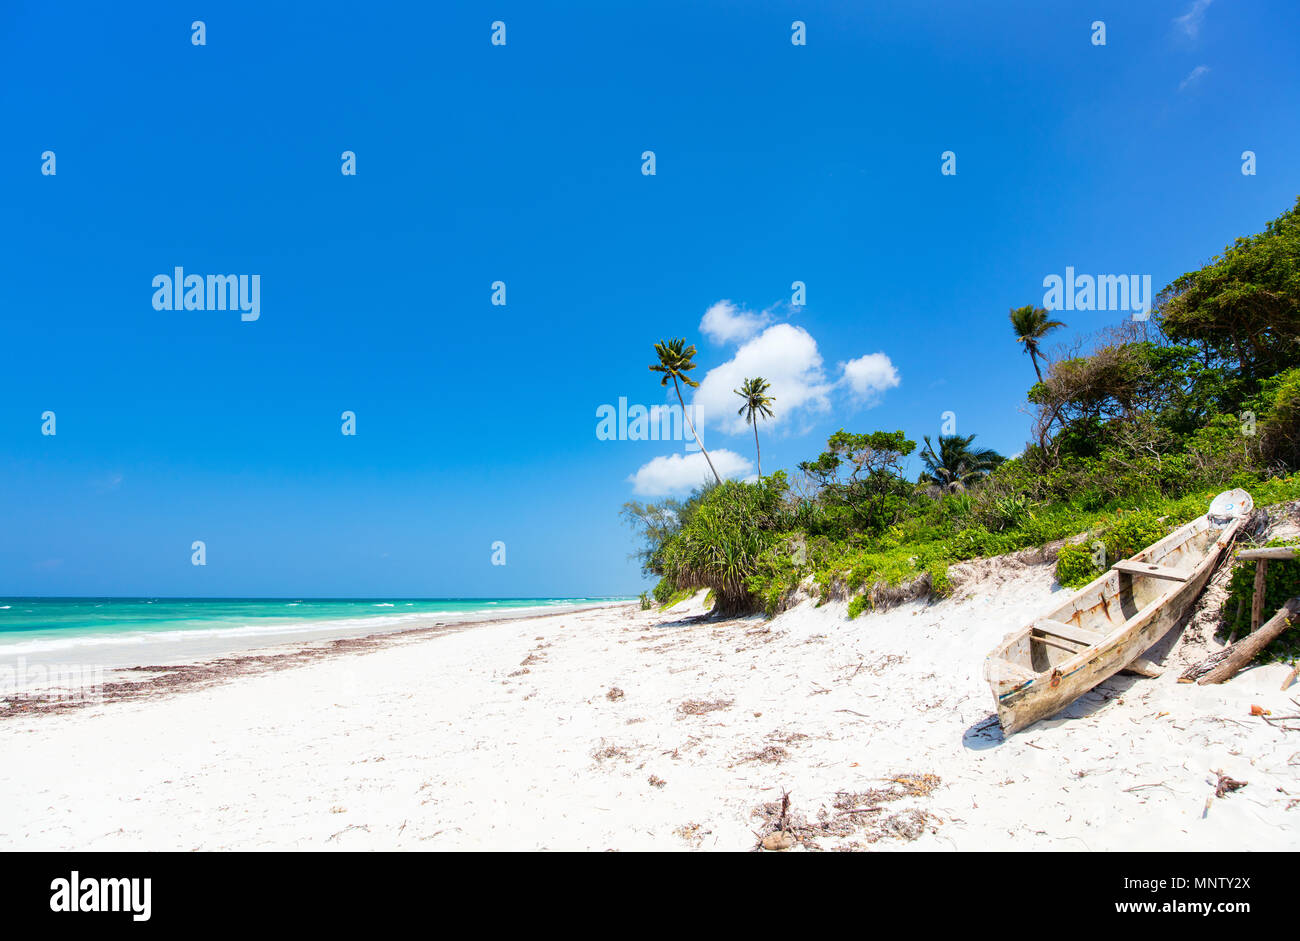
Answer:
[
  {"left": 649, "top": 338, "right": 721, "bottom": 485},
  {"left": 918, "top": 434, "right": 1005, "bottom": 491},
  {"left": 734, "top": 376, "right": 775, "bottom": 477},
  {"left": 798, "top": 430, "right": 916, "bottom": 534},
  {"left": 1010, "top": 304, "right": 1067, "bottom": 382},
  {"left": 1158, "top": 196, "right": 1300, "bottom": 381},
  {"left": 620, "top": 485, "right": 712, "bottom": 576}
]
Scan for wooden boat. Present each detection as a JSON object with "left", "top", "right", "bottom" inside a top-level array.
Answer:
[{"left": 984, "top": 489, "right": 1253, "bottom": 735}]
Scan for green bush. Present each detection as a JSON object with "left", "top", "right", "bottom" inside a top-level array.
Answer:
[
  {"left": 1101, "top": 511, "right": 1171, "bottom": 564},
  {"left": 657, "top": 474, "right": 792, "bottom": 614},
  {"left": 1055, "top": 542, "right": 1100, "bottom": 588}
]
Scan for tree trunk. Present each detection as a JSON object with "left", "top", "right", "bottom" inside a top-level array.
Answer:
[
  {"left": 1029, "top": 349, "right": 1043, "bottom": 383},
  {"left": 1194, "top": 597, "right": 1300, "bottom": 685},
  {"left": 753, "top": 421, "right": 762, "bottom": 478},
  {"left": 673, "top": 376, "right": 722, "bottom": 485}
]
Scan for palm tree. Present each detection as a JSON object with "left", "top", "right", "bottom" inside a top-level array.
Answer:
[
  {"left": 918, "top": 434, "right": 1004, "bottom": 492},
  {"left": 649, "top": 338, "right": 722, "bottom": 485},
  {"left": 734, "top": 377, "right": 775, "bottom": 477},
  {"left": 1009, "top": 305, "right": 1066, "bottom": 382}
]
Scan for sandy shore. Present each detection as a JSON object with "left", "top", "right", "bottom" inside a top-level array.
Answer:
[{"left": 0, "top": 569, "right": 1295, "bottom": 851}]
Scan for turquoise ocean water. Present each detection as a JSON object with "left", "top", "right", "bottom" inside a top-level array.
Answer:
[{"left": 0, "top": 597, "right": 626, "bottom": 662}]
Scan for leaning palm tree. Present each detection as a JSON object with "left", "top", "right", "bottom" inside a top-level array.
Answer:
[
  {"left": 734, "top": 377, "right": 775, "bottom": 477},
  {"left": 1009, "top": 304, "right": 1066, "bottom": 382},
  {"left": 918, "top": 434, "right": 1004, "bottom": 492},
  {"left": 649, "top": 338, "right": 721, "bottom": 485}
]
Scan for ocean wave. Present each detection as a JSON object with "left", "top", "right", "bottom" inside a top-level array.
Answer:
[{"left": 0, "top": 600, "right": 615, "bottom": 657}]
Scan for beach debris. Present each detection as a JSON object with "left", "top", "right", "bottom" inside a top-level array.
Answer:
[
  {"left": 674, "top": 822, "right": 706, "bottom": 846},
  {"left": 647, "top": 774, "right": 666, "bottom": 788},
  {"left": 591, "top": 741, "right": 631, "bottom": 763},
  {"left": 1282, "top": 662, "right": 1299, "bottom": 691},
  {"left": 761, "top": 831, "right": 794, "bottom": 851},
  {"left": 326, "top": 823, "right": 371, "bottom": 843},
  {"left": 752, "top": 775, "right": 943, "bottom": 851},
  {"left": 1250, "top": 704, "right": 1272, "bottom": 716},
  {"left": 1212, "top": 770, "right": 1248, "bottom": 799},
  {"left": 606, "top": 687, "right": 625, "bottom": 701},
  {"left": 751, "top": 790, "right": 797, "bottom": 850},
  {"left": 1258, "top": 704, "right": 1300, "bottom": 732},
  {"left": 742, "top": 745, "right": 789, "bottom": 765},
  {"left": 879, "top": 809, "right": 935, "bottom": 842},
  {"left": 678, "top": 698, "right": 733, "bottom": 716},
  {"left": 767, "top": 729, "right": 811, "bottom": 745}
]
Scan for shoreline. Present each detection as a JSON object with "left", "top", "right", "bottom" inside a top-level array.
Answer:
[{"left": 0, "top": 600, "right": 635, "bottom": 713}]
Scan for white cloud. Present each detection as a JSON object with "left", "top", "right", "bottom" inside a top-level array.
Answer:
[
  {"left": 1178, "top": 64, "right": 1210, "bottom": 91},
  {"left": 840, "top": 352, "right": 900, "bottom": 404},
  {"left": 1173, "top": 0, "right": 1213, "bottom": 39},
  {"left": 627, "top": 449, "right": 753, "bottom": 497},
  {"left": 699, "top": 300, "right": 772, "bottom": 344},
  {"left": 92, "top": 472, "right": 124, "bottom": 493},
  {"left": 693, "top": 323, "right": 834, "bottom": 435}
]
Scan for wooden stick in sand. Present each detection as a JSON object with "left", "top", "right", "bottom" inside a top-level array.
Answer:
[{"left": 1251, "top": 560, "right": 1269, "bottom": 632}]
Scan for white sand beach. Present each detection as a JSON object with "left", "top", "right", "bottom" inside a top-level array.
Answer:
[{"left": 0, "top": 562, "right": 1295, "bottom": 852}]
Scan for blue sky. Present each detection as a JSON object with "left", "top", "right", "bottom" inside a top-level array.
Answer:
[{"left": 1, "top": 0, "right": 1296, "bottom": 597}]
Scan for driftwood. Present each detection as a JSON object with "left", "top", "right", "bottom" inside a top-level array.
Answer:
[
  {"left": 1213, "top": 770, "right": 1248, "bottom": 798},
  {"left": 1236, "top": 546, "right": 1299, "bottom": 561},
  {"left": 1186, "top": 597, "right": 1300, "bottom": 685}
]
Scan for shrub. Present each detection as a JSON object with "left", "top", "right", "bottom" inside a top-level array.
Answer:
[
  {"left": 657, "top": 475, "right": 792, "bottom": 614},
  {"left": 1101, "top": 511, "right": 1170, "bottom": 564},
  {"left": 1055, "top": 542, "right": 1100, "bottom": 588}
]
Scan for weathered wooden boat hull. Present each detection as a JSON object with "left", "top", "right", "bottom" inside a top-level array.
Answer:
[{"left": 984, "top": 490, "right": 1252, "bottom": 735}]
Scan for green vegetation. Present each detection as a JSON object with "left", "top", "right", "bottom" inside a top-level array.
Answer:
[
  {"left": 1223, "top": 541, "right": 1300, "bottom": 663},
  {"left": 918, "top": 434, "right": 1004, "bottom": 492},
  {"left": 623, "top": 198, "right": 1300, "bottom": 658}
]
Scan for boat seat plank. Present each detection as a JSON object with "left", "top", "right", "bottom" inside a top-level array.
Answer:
[
  {"left": 1032, "top": 619, "right": 1105, "bottom": 647},
  {"left": 1111, "top": 559, "right": 1191, "bottom": 582}
]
